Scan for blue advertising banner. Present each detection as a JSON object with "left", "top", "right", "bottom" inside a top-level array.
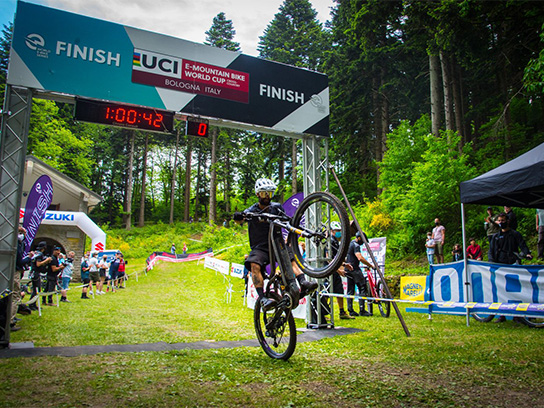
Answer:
[
  {"left": 422, "top": 260, "right": 544, "bottom": 317},
  {"left": 22, "top": 174, "right": 53, "bottom": 255}
]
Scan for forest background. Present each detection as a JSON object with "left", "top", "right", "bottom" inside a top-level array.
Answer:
[{"left": 1, "top": 0, "right": 544, "bottom": 260}]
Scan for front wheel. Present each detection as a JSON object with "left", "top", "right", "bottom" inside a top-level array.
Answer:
[
  {"left": 290, "top": 191, "right": 350, "bottom": 279},
  {"left": 376, "top": 280, "right": 391, "bottom": 318},
  {"left": 518, "top": 316, "right": 544, "bottom": 328},
  {"left": 254, "top": 294, "right": 297, "bottom": 360}
]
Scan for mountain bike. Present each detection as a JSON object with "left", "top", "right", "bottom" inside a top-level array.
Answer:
[
  {"left": 471, "top": 253, "right": 543, "bottom": 328},
  {"left": 240, "top": 191, "right": 350, "bottom": 360},
  {"left": 364, "top": 265, "right": 391, "bottom": 318}
]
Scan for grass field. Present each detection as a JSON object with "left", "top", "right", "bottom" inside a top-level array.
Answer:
[{"left": 1, "top": 258, "right": 543, "bottom": 408}]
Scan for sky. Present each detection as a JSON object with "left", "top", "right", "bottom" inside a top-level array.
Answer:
[{"left": 0, "top": 0, "right": 335, "bottom": 56}]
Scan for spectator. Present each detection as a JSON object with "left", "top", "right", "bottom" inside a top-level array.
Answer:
[
  {"left": 299, "top": 241, "right": 306, "bottom": 259},
  {"left": 346, "top": 232, "right": 374, "bottom": 317},
  {"left": 108, "top": 252, "right": 121, "bottom": 292},
  {"left": 504, "top": 206, "right": 517, "bottom": 231},
  {"left": 45, "top": 247, "right": 65, "bottom": 306},
  {"left": 466, "top": 238, "right": 483, "bottom": 261},
  {"left": 425, "top": 232, "right": 435, "bottom": 265},
  {"left": 488, "top": 213, "right": 532, "bottom": 322},
  {"left": 182, "top": 243, "right": 188, "bottom": 255},
  {"left": 171, "top": 243, "right": 176, "bottom": 255},
  {"left": 485, "top": 207, "right": 500, "bottom": 243},
  {"left": 116, "top": 253, "right": 127, "bottom": 289},
  {"left": 60, "top": 251, "right": 75, "bottom": 303},
  {"left": 80, "top": 254, "right": 91, "bottom": 299},
  {"left": 98, "top": 255, "right": 109, "bottom": 295},
  {"left": 451, "top": 244, "right": 463, "bottom": 262},
  {"left": 88, "top": 252, "right": 101, "bottom": 295},
  {"left": 488, "top": 213, "right": 532, "bottom": 265},
  {"left": 29, "top": 241, "right": 48, "bottom": 311},
  {"left": 11, "top": 227, "right": 33, "bottom": 331},
  {"left": 432, "top": 218, "right": 445, "bottom": 264},
  {"left": 536, "top": 208, "right": 544, "bottom": 260}
]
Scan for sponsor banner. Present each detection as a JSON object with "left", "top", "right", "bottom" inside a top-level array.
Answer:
[
  {"left": 22, "top": 175, "right": 53, "bottom": 255},
  {"left": 132, "top": 52, "right": 249, "bottom": 103},
  {"left": 9, "top": 1, "right": 329, "bottom": 136},
  {"left": 20, "top": 208, "right": 106, "bottom": 253},
  {"left": 360, "top": 237, "right": 386, "bottom": 274},
  {"left": 146, "top": 248, "right": 213, "bottom": 270},
  {"left": 425, "top": 260, "right": 544, "bottom": 316},
  {"left": 400, "top": 276, "right": 427, "bottom": 301},
  {"left": 246, "top": 275, "right": 307, "bottom": 319},
  {"left": 231, "top": 263, "right": 245, "bottom": 279},
  {"left": 203, "top": 256, "right": 230, "bottom": 275},
  {"left": 281, "top": 192, "right": 304, "bottom": 242}
]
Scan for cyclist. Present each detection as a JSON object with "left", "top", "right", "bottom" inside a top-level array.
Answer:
[{"left": 233, "top": 178, "right": 318, "bottom": 311}]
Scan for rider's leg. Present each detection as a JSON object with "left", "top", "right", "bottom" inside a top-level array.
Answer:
[
  {"left": 292, "top": 261, "right": 318, "bottom": 295},
  {"left": 250, "top": 262, "right": 265, "bottom": 298}
]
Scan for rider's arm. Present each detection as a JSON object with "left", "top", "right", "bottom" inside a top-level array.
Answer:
[{"left": 355, "top": 252, "right": 374, "bottom": 269}]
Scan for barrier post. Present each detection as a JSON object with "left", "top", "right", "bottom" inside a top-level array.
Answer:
[{"left": 330, "top": 165, "right": 411, "bottom": 337}]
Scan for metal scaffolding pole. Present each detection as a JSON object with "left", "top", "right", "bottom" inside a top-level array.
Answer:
[{"left": 0, "top": 86, "right": 33, "bottom": 347}]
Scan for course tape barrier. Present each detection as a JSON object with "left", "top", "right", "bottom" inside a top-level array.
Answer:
[
  {"left": 146, "top": 248, "right": 214, "bottom": 271},
  {"left": 319, "top": 291, "right": 544, "bottom": 315}
]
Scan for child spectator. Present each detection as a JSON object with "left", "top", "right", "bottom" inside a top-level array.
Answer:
[
  {"left": 452, "top": 243, "right": 463, "bottom": 262},
  {"left": 425, "top": 232, "right": 435, "bottom": 264},
  {"left": 466, "top": 238, "right": 483, "bottom": 261}
]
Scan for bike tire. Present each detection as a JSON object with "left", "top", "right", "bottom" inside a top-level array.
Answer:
[
  {"left": 376, "top": 280, "right": 391, "bottom": 318},
  {"left": 254, "top": 293, "right": 297, "bottom": 360},
  {"left": 471, "top": 313, "right": 495, "bottom": 323},
  {"left": 289, "top": 191, "right": 350, "bottom": 279},
  {"left": 518, "top": 316, "right": 544, "bottom": 328}
]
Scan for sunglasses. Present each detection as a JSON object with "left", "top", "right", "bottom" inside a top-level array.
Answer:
[{"left": 257, "top": 191, "right": 274, "bottom": 198}]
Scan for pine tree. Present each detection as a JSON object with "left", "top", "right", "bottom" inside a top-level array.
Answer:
[{"left": 204, "top": 12, "right": 240, "bottom": 51}]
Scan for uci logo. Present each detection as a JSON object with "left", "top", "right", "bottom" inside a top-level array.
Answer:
[
  {"left": 25, "top": 33, "right": 45, "bottom": 50},
  {"left": 133, "top": 49, "right": 181, "bottom": 79}
]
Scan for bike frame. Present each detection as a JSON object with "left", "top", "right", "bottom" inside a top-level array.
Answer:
[{"left": 267, "top": 220, "right": 300, "bottom": 310}]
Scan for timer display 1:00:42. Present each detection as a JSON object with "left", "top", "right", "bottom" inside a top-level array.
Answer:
[
  {"left": 103, "top": 107, "right": 165, "bottom": 129},
  {"left": 74, "top": 99, "right": 175, "bottom": 133}
]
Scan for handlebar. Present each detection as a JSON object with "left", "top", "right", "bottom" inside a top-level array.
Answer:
[{"left": 233, "top": 210, "right": 318, "bottom": 239}]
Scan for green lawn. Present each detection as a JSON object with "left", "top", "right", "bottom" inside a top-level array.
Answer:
[{"left": 1, "top": 259, "right": 543, "bottom": 408}]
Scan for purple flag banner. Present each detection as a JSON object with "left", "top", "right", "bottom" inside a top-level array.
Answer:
[{"left": 22, "top": 175, "right": 53, "bottom": 255}]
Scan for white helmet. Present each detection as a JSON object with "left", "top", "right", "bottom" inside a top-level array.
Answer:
[
  {"left": 254, "top": 178, "right": 277, "bottom": 194},
  {"left": 330, "top": 221, "right": 341, "bottom": 230}
]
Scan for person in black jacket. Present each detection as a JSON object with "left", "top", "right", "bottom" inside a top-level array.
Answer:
[{"left": 488, "top": 213, "right": 532, "bottom": 265}]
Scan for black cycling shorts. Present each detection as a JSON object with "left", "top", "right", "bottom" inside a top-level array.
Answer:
[{"left": 245, "top": 249, "right": 270, "bottom": 277}]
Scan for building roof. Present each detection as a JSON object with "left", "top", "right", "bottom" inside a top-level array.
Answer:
[{"left": 23, "top": 155, "right": 103, "bottom": 212}]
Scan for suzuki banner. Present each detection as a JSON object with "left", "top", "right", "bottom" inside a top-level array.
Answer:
[{"left": 8, "top": 1, "right": 329, "bottom": 136}]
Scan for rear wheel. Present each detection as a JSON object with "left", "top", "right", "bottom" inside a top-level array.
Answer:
[
  {"left": 254, "top": 293, "right": 297, "bottom": 360},
  {"left": 376, "top": 280, "right": 391, "bottom": 318},
  {"left": 290, "top": 192, "right": 350, "bottom": 279}
]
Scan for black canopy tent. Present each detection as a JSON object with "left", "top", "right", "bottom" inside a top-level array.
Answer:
[
  {"left": 459, "top": 142, "right": 544, "bottom": 208},
  {"left": 457, "top": 142, "right": 544, "bottom": 325}
]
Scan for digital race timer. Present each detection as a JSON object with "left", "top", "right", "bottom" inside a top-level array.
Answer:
[{"left": 74, "top": 99, "right": 174, "bottom": 133}]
